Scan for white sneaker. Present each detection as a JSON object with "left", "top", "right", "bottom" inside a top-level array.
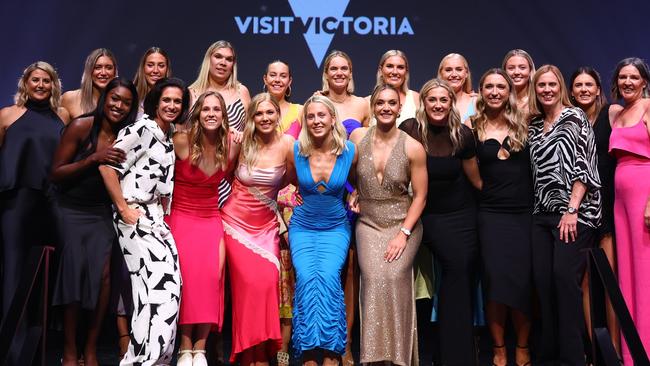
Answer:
[
  {"left": 193, "top": 350, "right": 208, "bottom": 366},
  {"left": 177, "top": 350, "right": 193, "bottom": 366}
]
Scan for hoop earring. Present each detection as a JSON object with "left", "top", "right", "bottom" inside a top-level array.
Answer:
[
  {"left": 286, "top": 86, "right": 292, "bottom": 98},
  {"left": 262, "top": 83, "right": 268, "bottom": 93}
]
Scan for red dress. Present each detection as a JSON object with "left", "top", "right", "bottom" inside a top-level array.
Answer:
[{"left": 165, "top": 158, "right": 225, "bottom": 327}]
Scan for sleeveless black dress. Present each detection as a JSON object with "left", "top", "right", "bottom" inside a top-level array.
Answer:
[
  {"left": 52, "top": 130, "right": 116, "bottom": 309},
  {"left": 0, "top": 98, "right": 63, "bottom": 317}
]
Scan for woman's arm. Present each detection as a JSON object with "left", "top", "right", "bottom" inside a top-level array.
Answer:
[
  {"left": 462, "top": 157, "right": 483, "bottom": 190},
  {"left": 99, "top": 165, "right": 141, "bottom": 225},
  {"left": 384, "top": 137, "right": 427, "bottom": 262},
  {"left": 51, "top": 118, "right": 125, "bottom": 183},
  {"left": 558, "top": 180, "right": 587, "bottom": 243}
]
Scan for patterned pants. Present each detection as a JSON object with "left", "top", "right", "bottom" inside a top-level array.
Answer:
[{"left": 115, "top": 202, "right": 181, "bottom": 366}]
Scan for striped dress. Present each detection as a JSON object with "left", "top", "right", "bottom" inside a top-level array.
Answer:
[{"left": 217, "top": 98, "right": 246, "bottom": 207}]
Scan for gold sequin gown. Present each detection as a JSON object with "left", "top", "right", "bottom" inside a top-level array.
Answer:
[{"left": 355, "top": 127, "right": 421, "bottom": 366}]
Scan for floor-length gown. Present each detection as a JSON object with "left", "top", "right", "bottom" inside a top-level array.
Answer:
[
  {"left": 289, "top": 140, "right": 355, "bottom": 357},
  {"left": 221, "top": 163, "right": 285, "bottom": 361},
  {"left": 610, "top": 119, "right": 650, "bottom": 365},
  {"left": 355, "top": 127, "right": 421, "bottom": 366},
  {"left": 165, "top": 157, "right": 226, "bottom": 327}
]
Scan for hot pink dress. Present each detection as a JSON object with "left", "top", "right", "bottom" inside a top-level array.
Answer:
[
  {"left": 609, "top": 119, "right": 650, "bottom": 364},
  {"left": 221, "top": 163, "right": 285, "bottom": 362},
  {"left": 165, "top": 158, "right": 226, "bottom": 327}
]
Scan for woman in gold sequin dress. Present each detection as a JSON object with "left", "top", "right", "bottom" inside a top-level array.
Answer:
[{"left": 349, "top": 85, "right": 427, "bottom": 365}]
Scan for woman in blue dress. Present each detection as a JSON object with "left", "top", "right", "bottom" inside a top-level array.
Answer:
[{"left": 289, "top": 95, "right": 357, "bottom": 366}]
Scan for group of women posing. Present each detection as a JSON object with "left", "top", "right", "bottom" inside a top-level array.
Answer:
[{"left": 1, "top": 40, "right": 649, "bottom": 366}]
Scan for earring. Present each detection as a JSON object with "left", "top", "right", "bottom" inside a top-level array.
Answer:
[
  {"left": 262, "top": 84, "right": 268, "bottom": 93},
  {"left": 286, "top": 86, "right": 292, "bottom": 98}
]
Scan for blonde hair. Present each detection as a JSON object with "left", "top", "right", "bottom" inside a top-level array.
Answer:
[
  {"left": 298, "top": 95, "right": 348, "bottom": 157},
  {"left": 321, "top": 50, "right": 355, "bottom": 95},
  {"left": 501, "top": 49, "right": 536, "bottom": 83},
  {"left": 471, "top": 69, "right": 527, "bottom": 152},
  {"left": 415, "top": 78, "right": 464, "bottom": 154},
  {"left": 529, "top": 64, "right": 572, "bottom": 118},
  {"left": 14, "top": 61, "right": 62, "bottom": 110},
  {"left": 437, "top": 53, "right": 473, "bottom": 94},
  {"left": 189, "top": 40, "right": 240, "bottom": 93},
  {"left": 241, "top": 93, "right": 281, "bottom": 167},
  {"left": 80, "top": 48, "right": 117, "bottom": 114},
  {"left": 374, "top": 50, "right": 410, "bottom": 94},
  {"left": 133, "top": 47, "right": 172, "bottom": 104},
  {"left": 186, "top": 91, "right": 230, "bottom": 170}
]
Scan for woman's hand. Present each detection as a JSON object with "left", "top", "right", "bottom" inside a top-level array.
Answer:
[
  {"left": 92, "top": 147, "right": 126, "bottom": 165},
  {"left": 347, "top": 190, "right": 359, "bottom": 213},
  {"left": 231, "top": 130, "right": 243, "bottom": 144},
  {"left": 384, "top": 231, "right": 407, "bottom": 262},
  {"left": 558, "top": 212, "right": 578, "bottom": 243},
  {"left": 119, "top": 206, "right": 142, "bottom": 225}
]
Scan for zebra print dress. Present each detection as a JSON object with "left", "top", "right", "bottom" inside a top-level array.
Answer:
[
  {"left": 217, "top": 98, "right": 247, "bottom": 207},
  {"left": 528, "top": 107, "right": 602, "bottom": 227}
]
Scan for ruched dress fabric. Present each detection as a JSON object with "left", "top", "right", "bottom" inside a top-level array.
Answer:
[
  {"left": 609, "top": 119, "right": 650, "bottom": 365},
  {"left": 165, "top": 157, "right": 225, "bottom": 327},
  {"left": 221, "top": 163, "right": 285, "bottom": 362},
  {"left": 355, "top": 127, "right": 421, "bottom": 366},
  {"left": 289, "top": 140, "right": 355, "bottom": 357}
]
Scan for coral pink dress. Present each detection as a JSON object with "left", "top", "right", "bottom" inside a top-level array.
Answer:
[
  {"left": 609, "top": 119, "right": 650, "bottom": 365},
  {"left": 221, "top": 163, "right": 285, "bottom": 361},
  {"left": 165, "top": 158, "right": 225, "bottom": 327}
]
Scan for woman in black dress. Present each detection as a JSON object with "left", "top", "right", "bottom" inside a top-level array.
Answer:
[
  {"left": 470, "top": 68, "right": 532, "bottom": 366},
  {"left": 51, "top": 77, "right": 138, "bottom": 366},
  {"left": 529, "top": 65, "right": 601, "bottom": 366},
  {"left": 400, "top": 78, "right": 482, "bottom": 366},
  {"left": 0, "top": 61, "right": 67, "bottom": 364},
  {"left": 569, "top": 66, "right": 620, "bottom": 356}
]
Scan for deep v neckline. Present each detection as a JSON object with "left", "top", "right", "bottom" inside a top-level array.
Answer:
[
  {"left": 307, "top": 152, "right": 339, "bottom": 190},
  {"left": 369, "top": 127, "right": 400, "bottom": 187}
]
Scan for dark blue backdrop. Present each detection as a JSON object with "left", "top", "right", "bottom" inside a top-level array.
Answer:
[{"left": 1, "top": 0, "right": 649, "bottom": 107}]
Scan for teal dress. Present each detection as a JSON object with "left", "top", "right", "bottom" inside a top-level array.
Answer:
[{"left": 289, "top": 140, "right": 355, "bottom": 356}]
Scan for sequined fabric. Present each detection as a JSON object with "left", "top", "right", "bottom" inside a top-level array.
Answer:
[{"left": 355, "top": 127, "right": 421, "bottom": 366}]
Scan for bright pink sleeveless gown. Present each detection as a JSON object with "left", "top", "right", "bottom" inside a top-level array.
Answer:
[
  {"left": 610, "top": 119, "right": 650, "bottom": 365},
  {"left": 221, "top": 163, "right": 285, "bottom": 362},
  {"left": 165, "top": 158, "right": 225, "bottom": 327}
]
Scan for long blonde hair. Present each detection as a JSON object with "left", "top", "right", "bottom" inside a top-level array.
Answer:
[
  {"left": 241, "top": 93, "right": 281, "bottom": 167},
  {"left": 374, "top": 50, "right": 410, "bottom": 94},
  {"left": 298, "top": 95, "right": 348, "bottom": 157},
  {"left": 80, "top": 48, "right": 117, "bottom": 114},
  {"left": 501, "top": 49, "right": 536, "bottom": 85},
  {"left": 186, "top": 91, "right": 230, "bottom": 170},
  {"left": 471, "top": 69, "right": 527, "bottom": 152},
  {"left": 321, "top": 50, "right": 355, "bottom": 95},
  {"left": 415, "top": 78, "right": 464, "bottom": 154},
  {"left": 528, "top": 65, "right": 572, "bottom": 118},
  {"left": 133, "top": 47, "right": 172, "bottom": 104},
  {"left": 437, "top": 53, "right": 473, "bottom": 94},
  {"left": 190, "top": 40, "right": 240, "bottom": 93},
  {"left": 14, "top": 61, "right": 62, "bottom": 110}
]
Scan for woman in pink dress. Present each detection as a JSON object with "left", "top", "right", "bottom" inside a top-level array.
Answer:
[
  {"left": 609, "top": 57, "right": 650, "bottom": 365},
  {"left": 221, "top": 92, "right": 295, "bottom": 365},
  {"left": 165, "top": 91, "right": 240, "bottom": 366}
]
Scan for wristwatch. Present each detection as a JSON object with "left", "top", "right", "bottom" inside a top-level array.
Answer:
[
  {"left": 567, "top": 206, "right": 578, "bottom": 214},
  {"left": 400, "top": 227, "right": 412, "bottom": 236}
]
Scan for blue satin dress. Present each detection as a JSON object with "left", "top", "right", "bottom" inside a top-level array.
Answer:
[{"left": 289, "top": 140, "right": 355, "bottom": 356}]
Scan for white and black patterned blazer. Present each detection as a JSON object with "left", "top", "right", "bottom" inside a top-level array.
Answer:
[{"left": 529, "top": 107, "right": 602, "bottom": 228}]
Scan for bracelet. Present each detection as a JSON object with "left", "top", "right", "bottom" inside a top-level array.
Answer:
[{"left": 400, "top": 227, "right": 411, "bottom": 236}]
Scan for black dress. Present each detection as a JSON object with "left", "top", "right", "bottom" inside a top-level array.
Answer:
[
  {"left": 593, "top": 104, "right": 615, "bottom": 238},
  {"left": 0, "top": 99, "right": 63, "bottom": 318},
  {"left": 476, "top": 136, "right": 533, "bottom": 317},
  {"left": 52, "top": 131, "right": 116, "bottom": 310},
  {"left": 400, "top": 118, "right": 478, "bottom": 366}
]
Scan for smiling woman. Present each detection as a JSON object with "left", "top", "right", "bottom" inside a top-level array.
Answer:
[
  {"left": 99, "top": 77, "right": 191, "bottom": 365},
  {"left": 0, "top": 62, "right": 66, "bottom": 365},
  {"left": 50, "top": 77, "right": 138, "bottom": 366},
  {"left": 133, "top": 47, "right": 172, "bottom": 117}
]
